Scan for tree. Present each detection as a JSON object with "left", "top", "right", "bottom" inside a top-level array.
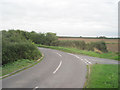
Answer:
[
  {"left": 98, "top": 36, "right": 107, "bottom": 39},
  {"left": 45, "top": 32, "right": 58, "bottom": 46}
]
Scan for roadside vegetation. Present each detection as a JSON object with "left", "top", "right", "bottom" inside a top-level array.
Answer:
[
  {"left": 1, "top": 30, "right": 58, "bottom": 76},
  {"left": 2, "top": 30, "right": 41, "bottom": 76},
  {"left": 85, "top": 64, "right": 118, "bottom": 88},
  {"left": 2, "top": 30, "right": 42, "bottom": 65},
  {"left": 1, "top": 59, "right": 35, "bottom": 76},
  {"left": 51, "top": 40, "right": 108, "bottom": 53},
  {"left": 37, "top": 44, "right": 119, "bottom": 60}
]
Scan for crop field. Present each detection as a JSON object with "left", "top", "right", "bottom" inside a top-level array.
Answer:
[
  {"left": 58, "top": 37, "right": 119, "bottom": 52},
  {"left": 106, "top": 43, "right": 118, "bottom": 53}
]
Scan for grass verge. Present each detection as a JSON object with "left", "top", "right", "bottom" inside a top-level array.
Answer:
[
  {"left": 85, "top": 64, "right": 118, "bottom": 88},
  {"left": 37, "top": 44, "right": 119, "bottom": 60},
  {"left": 0, "top": 54, "right": 44, "bottom": 78}
]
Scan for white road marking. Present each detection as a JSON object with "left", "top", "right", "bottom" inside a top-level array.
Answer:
[
  {"left": 84, "top": 59, "right": 92, "bottom": 64},
  {"left": 67, "top": 53, "right": 74, "bottom": 56},
  {"left": 53, "top": 60, "right": 62, "bottom": 74},
  {"left": 33, "top": 86, "right": 39, "bottom": 90},
  {"left": 89, "top": 62, "right": 92, "bottom": 64},
  {"left": 56, "top": 53, "right": 62, "bottom": 57},
  {"left": 35, "top": 86, "right": 39, "bottom": 89},
  {"left": 81, "top": 59, "right": 83, "bottom": 61},
  {"left": 84, "top": 61, "right": 88, "bottom": 65},
  {"left": 67, "top": 53, "right": 92, "bottom": 65},
  {"left": 67, "top": 53, "right": 79, "bottom": 59},
  {"left": 75, "top": 55, "right": 80, "bottom": 59}
]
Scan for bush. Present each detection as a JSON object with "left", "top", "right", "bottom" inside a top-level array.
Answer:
[
  {"left": 73, "top": 40, "right": 86, "bottom": 50},
  {"left": 26, "top": 32, "right": 58, "bottom": 46},
  {"left": 2, "top": 30, "right": 42, "bottom": 65},
  {"left": 44, "top": 32, "right": 58, "bottom": 46},
  {"left": 86, "top": 41, "right": 108, "bottom": 53},
  {"left": 51, "top": 40, "right": 86, "bottom": 50},
  {"left": 29, "top": 32, "right": 46, "bottom": 44}
]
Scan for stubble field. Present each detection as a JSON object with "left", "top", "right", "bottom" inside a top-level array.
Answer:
[{"left": 58, "top": 37, "right": 119, "bottom": 52}]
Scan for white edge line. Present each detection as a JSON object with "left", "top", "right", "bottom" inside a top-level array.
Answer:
[
  {"left": 53, "top": 61, "right": 62, "bottom": 74},
  {"left": 75, "top": 55, "right": 80, "bottom": 59},
  {"left": 67, "top": 53, "right": 74, "bottom": 56},
  {"left": 67, "top": 53, "right": 79, "bottom": 59},
  {"left": 67, "top": 53, "right": 92, "bottom": 65}
]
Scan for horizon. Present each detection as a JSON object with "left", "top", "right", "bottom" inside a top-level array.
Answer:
[{"left": 1, "top": 29, "right": 119, "bottom": 38}]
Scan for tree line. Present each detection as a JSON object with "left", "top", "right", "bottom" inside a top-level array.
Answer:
[{"left": 2, "top": 29, "right": 108, "bottom": 65}]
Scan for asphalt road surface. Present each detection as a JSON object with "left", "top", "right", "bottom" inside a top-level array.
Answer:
[{"left": 2, "top": 47, "right": 118, "bottom": 88}]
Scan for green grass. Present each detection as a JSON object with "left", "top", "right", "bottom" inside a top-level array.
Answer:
[
  {"left": 86, "top": 64, "right": 118, "bottom": 88},
  {"left": 106, "top": 43, "right": 118, "bottom": 44},
  {"left": 0, "top": 59, "right": 36, "bottom": 76},
  {"left": 37, "top": 44, "right": 119, "bottom": 60}
]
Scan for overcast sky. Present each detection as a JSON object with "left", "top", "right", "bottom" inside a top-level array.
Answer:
[{"left": 0, "top": 0, "right": 119, "bottom": 37}]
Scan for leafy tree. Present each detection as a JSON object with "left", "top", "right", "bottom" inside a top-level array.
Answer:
[{"left": 45, "top": 32, "right": 58, "bottom": 46}]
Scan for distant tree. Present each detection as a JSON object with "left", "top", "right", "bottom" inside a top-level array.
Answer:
[
  {"left": 80, "top": 36, "right": 82, "bottom": 38},
  {"left": 31, "top": 31, "right": 36, "bottom": 33},
  {"left": 98, "top": 36, "right": 107, "bottom": 39}
]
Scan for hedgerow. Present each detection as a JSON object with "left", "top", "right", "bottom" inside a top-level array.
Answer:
[
  {"left": 51, "top": 40, "right": 108, "bottom": 53},
  {"left": 2, "top": 30, "right": 42, "bottom": 65}
]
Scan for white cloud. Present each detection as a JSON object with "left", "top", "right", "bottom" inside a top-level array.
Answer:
[{"left": 0, "top": 0, "right": 119, "bottom": 37}]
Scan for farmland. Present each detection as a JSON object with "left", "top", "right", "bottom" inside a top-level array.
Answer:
[{"left": 58, "top": 37, "right": 119, "bottom": 52}]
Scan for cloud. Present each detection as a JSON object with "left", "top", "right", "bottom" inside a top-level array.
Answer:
[{"left": 0, "top": 0, "right": 119, "bottom": 37}]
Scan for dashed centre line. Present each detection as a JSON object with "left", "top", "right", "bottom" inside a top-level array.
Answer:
[
  {"left": 56, "top": 53, "right": 62, "bottom": 57},
  {"left": 33, "top": 86, "right": 39, "bottom": 90},
  {"left": 53, "top": 60, "right": 62, "bottom": 74},
  {"left": 52, "top": 52, "right": 63, "bottom": 74}
]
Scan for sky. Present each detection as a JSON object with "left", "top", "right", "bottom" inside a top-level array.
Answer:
[{"left": 0, "top": 0, "right": 119, "bottom": 37}]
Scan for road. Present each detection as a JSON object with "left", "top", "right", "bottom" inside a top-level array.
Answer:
[{"left": 2, "top": 47, "right": 118, "bottom": 88}]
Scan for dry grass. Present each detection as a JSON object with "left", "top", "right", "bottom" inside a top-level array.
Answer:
[
  {"left": 106, "top": 44, "right": 118, "bottom": 52},
  {"left": 58, "top": 38, "right": 118, "bottom": 43},
  {"left": 58, "top": 38, "right": 119, "bottom": 52}
]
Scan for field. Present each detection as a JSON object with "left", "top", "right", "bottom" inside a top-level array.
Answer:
[
  {"left": 106, "top": 44, "right": 118, "bottom": 53},
  {"left": 58, "top": 37, "right": 119, "bottom": 52}
]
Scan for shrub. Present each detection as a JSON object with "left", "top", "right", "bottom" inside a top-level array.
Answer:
[
  {"left": 2, "top": 30, "right": 42, "bottom": 65},
  {"left": 51, "top": 40, "right": 108, "bottom": 53},
  {"left": 87, "top": 41, "right": 108, "bottom": 53},
  {"left": 73, "top": 40, "right": 86, "bottom": 50},
  {"left": 44, "top": 32, "right": 58, "bottom": 46},
  {"left": 51, "top": 40, "right": 86, "bottom": 50}
]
